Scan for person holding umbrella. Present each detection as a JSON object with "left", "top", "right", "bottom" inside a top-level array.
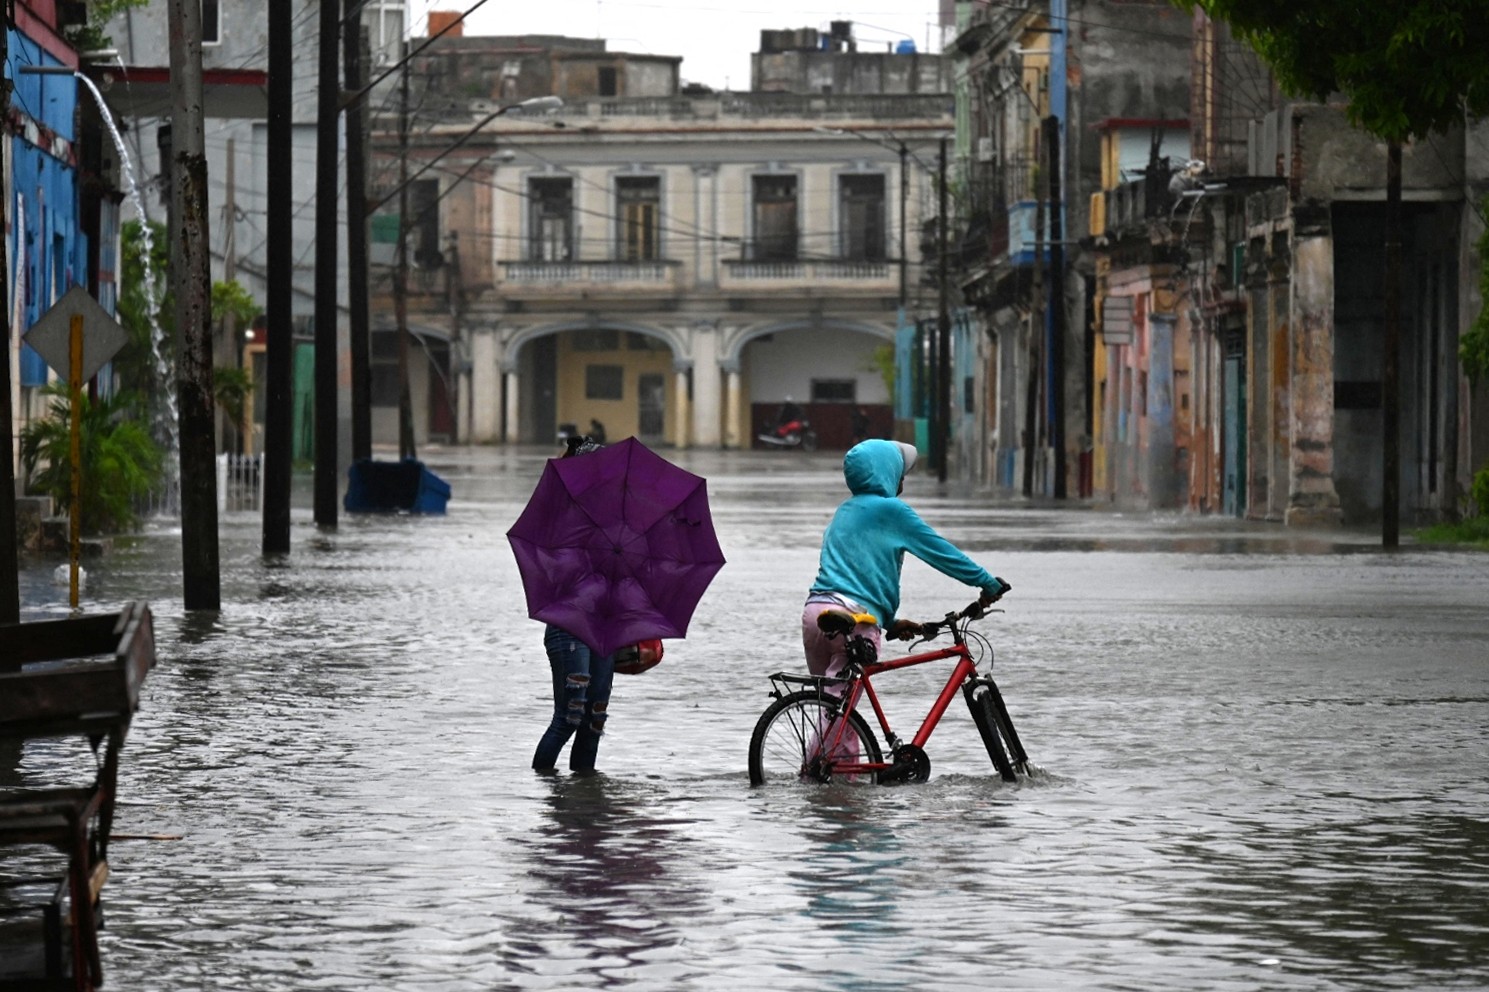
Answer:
[
  {"left": 530, "top": 435, "right": 615, "bottom": 774},
  {"left": 802, "top": 439, "right": 1010, "bottom": 684},
  {"left": 510, "top": 434, "right": 726, "bottom": 775}
]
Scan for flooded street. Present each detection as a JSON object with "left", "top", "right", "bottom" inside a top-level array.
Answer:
[{"left": 9, "top": 446, "right": 1489, "bottom": 990}]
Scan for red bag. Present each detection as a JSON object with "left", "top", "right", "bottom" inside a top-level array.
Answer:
[{"left": 614, "top": 638, "right": 663, "bottom": 675}]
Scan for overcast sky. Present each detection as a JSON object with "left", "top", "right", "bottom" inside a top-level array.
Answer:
[{"left": 408, "top": 0, "right": 945, "bottom": 92}]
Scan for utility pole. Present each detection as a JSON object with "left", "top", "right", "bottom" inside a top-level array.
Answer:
[
  {"left": 446, "top": 231, "right": 463, "bottom": 443},
  {"left": 1045, "top": 115, "right": 1067, "bottom": 498},
  {"left": 898, "top": 143, "right": 908, "bottom": 311},
  {"left": 1024, "top": 131, "right": 1047, "bottom": 499},
  {"left": 395, "top": 46, "right": 416, "bottom": 461},
  {"left": 168, "top": 0, "right": 220, "bottom": 610},
  {"left": 935, "top": 137, "right": 950, "bottom": 483},
  {"left": 345, "top": 10, "right": 372, "bottom": 463},
  {"left": 313, "top": 0, "right": 339, "bottom": 527},
  {"left": 262, "top": 0, "right": 293, "bottom": 554},
  {"left": 1, "top": 20, "right": 17, "bottom": 624},
  {"left": 223, "top": 138, "right": 241, "bottom": 452},
  {"left": 1382, "top": 140, "right": 1402, "bottom": 547}
]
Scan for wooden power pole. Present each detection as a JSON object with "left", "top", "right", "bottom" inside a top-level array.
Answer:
[
  {"left": 262, "top": 0, "right": 293, "bottom": 553},
  {"left": 168, "top": 0, "right": 220, "bottom": 609},
  {"left": 313, "top": 0, "right": 340, "bottom": 527}
]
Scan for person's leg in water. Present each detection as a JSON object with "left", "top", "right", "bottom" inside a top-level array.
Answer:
[
  {"left": 533, "top": 627, "right": 608, "bottom": 772},
  {"left": 800, "top": 597, "right": 881, "bottom": 767},
  {"left": 567, "top": 650, "right": 615, "bottom": 774}
]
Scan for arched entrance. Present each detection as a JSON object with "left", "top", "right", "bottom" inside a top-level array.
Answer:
[
  {"left": 505, "top": 321, "right": 684, "bottom": 446},
  {"left": 726, "top": 319, "right": 894, "bottom": 450}
]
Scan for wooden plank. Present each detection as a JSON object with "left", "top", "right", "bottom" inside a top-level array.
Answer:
[
  {"left": 0, "top": 615, "right": 119, "bottom": 671},
  {"left": 0, "top": 668, "right": 131, "bottom": 725}
]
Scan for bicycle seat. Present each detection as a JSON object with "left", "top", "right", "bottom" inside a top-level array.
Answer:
[{"left": 817, "top": 608, "right": 877, "bottom": 636}]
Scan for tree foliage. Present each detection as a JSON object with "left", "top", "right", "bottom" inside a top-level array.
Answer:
[
  {"left": 1172, "top": 1, "right": 1489, "bottom": 142},
  {"left": 211, "top": 279, "right": 259, "bottom": 331},
  {"left": 20, "top": 384, "right": 163, "bottom": 535}
]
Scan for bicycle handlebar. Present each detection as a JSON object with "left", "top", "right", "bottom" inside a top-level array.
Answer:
[{"left": 914, "top": 579, "right": 1011, "bottom": 639}]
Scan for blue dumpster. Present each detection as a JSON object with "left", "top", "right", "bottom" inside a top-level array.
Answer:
[{"left": 344, "top": 459, "right": 451, "bottom": 514}]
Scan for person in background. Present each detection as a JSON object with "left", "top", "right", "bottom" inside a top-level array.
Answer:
[
  {"left": 532, "top": 435, "right": 616, "bottom": 775},
  {"left": 588, "top": 418, "right": 607, "bottom": 444},
  {"left": 851, "top": 406, "right": 871, "bottom": 444},
  {"left": 801, "top": 438, "right": 1010, "bottom": 685}
]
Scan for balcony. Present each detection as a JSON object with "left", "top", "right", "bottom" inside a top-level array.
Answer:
[
  {"left": 720, "top": 257, "right": 894, "bottom": 291},
  {"left": 497, "top": 259, "right": 682, "bottom": 296}
]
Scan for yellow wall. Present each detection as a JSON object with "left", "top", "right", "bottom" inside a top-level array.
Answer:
[{"left": 553, "top": 331, "right": 676, "bottom": 444}]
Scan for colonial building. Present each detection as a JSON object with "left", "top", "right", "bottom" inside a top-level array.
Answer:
[
  {"left": 950, "top": 0, "right": 1193, "bottom": 493},
  {"left": 1088, "top": 11, "right": 1486, "bottom": 526},
  {"left": 372, "top": 23, "right": 953, "bottom": 450}
]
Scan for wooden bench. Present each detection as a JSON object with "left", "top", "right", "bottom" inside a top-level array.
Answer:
[{"left": 0, "top": 603, "right": 156, "bottom": 992}]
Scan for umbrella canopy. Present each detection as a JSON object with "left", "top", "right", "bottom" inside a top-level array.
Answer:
[{"left": 506, "top": 437, "right": 726, "bottom": 657}]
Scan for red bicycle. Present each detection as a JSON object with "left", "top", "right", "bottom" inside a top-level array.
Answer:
[{"left": 747, "top": 596, "right": 1031, "bottom": 785}]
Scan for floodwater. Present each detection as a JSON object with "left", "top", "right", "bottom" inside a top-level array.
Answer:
[{"left": 7, "top": 447, "right": 1489, "bottom": 991}]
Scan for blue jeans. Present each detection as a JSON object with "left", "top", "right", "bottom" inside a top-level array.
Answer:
[{"left": 533, "top": 626, "right": 616, "bottom": 773}]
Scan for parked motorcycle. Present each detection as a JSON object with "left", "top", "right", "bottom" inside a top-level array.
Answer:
[{"left": 757, "top": 417, "right": 818, "bottom": 451}]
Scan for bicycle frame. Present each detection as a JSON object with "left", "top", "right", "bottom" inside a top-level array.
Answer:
[{"left": 812, "top": 635, "right": 978, "bottom": 779}]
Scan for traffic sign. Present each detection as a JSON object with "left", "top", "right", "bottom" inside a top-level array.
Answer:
[{"left": 23, "top": 285, "right": 129, "bottom": 383}]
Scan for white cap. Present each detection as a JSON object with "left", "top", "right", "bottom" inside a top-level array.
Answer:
[{"left": 894, "top": 441, "right": 918, "bottom": 475}]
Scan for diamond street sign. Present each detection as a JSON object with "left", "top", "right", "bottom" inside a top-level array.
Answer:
[{"left": 23, "top": 285, "right": 129, "bottom": 383}]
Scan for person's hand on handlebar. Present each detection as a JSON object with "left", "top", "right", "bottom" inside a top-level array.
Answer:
[
  {"left": 978, "top": 576, "right": 1013, "bottom": 608},
  {"left": 888, "top": 618, "right": 923, "bottom": 641}
]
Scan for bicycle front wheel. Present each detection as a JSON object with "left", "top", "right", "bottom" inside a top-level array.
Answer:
[{"left": 748, "top": 691, "right": 882, "bottom": 786}]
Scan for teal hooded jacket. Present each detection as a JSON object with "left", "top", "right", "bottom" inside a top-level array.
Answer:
[{"left": 808, "top": 439, "right": 1001, "bottom": 628}]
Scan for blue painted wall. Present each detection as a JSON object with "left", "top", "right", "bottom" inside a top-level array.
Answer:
[{"left": 6, "top": 26, "right": 88, "bottom": 386}]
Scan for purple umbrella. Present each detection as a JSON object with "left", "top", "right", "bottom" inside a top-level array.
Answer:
[{"left": 506, "top": 437, "right": 726, "bottom": 657}]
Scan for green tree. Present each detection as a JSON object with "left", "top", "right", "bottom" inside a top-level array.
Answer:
[
  {"left": 20, "top": 383, "right": 163, "bottom": 535},
  {"left": 1174, "top": 0, "right": 1489, "bottom": 543},
  {"left": 211, "top": 279, "right": 259, "bottom": 331}
]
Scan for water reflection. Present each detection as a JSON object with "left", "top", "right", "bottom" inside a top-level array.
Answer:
[
  {"left": 502, "top": 775, "right": 708, "bottom": 985},
  {"left": 7, "top": 449, "right": 1487, "bottom": 991}
]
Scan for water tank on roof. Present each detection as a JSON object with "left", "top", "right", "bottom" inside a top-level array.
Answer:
[{"left": 895, "top": 39, "right": 917, "bottom": 54}]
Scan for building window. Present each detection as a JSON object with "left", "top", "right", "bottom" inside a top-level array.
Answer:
[
  {"left": 529, "top": 177, "right": 573, "bottom": 261},
  {"left": 617, "top": 177, "right": 660, "bottom": 262},
  {"left": 408, "top": 179, "right": 442, "bottom": 268},
  {"left": 752, "top": 175, "right": 798, "bottom": 262},
  {"left": 202, "top": 0, "right": 220, "bottom": 44},
  {"left": 839, "top": 174, "right": 885, "bottom": 261},
  {"left": 586, "top": 365, "right": 624, "bottom": 400},
  {"left": 598, "top": 66, "right": 618, "bottom": 97},
  {"left": 811, "top": 379, "right": 856, "bottom": 403},
  {"left": 572, "top": 329, "right": 620, "bottom": 352}
]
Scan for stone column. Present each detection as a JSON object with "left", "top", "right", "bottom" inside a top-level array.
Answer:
[
  {"left": 692, "top": 164, "right": 719, "bottom": 288},
  {"left": 1267, "top": 236, "right": 1292, "bottom": 522},
  {"left": 721, "top": 358, "right": 742, "bottom": 449},
  {"left": 672, "top": 359, "right": 692, "bottom": 448},
  {"left": 502, "top": 363, "right": 521, "bottom": 445},
  {"left": 1287, "top": 229, "right": 1343, "bottom": 526},
  {"left": 469, "top": 326, "right": 500, "bottom": 443},
  {"left": 1147, "top": 313, "right": 1179, "bottom": 508},
  {"left": 690, "top": 321, "right": 723, "bottom": 447}
]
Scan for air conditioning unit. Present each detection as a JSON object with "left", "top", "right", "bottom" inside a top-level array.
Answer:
[{"left": 976, "top": 136, "right": 995, "bottom": 163}]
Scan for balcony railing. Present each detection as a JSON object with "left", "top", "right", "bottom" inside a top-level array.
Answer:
[
  {"left": 499, "top": 260, "right": 680, "bottom": 287},
  {"left": 721, "top": 258, "right": 892, "bottom": 281}
]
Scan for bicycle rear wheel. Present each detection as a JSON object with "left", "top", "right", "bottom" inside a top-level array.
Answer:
[{"left": 748, "top": 690, "right": 882, "bottom": 786}]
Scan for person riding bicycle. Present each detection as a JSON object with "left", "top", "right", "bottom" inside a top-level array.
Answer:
[{"left": 802, "top": 438, "right": 1009, "bottom": 684}]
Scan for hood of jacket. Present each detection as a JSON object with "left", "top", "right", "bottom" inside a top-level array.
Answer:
[{"left": 842, "top": 439, "right": 907, "bottom": 498}]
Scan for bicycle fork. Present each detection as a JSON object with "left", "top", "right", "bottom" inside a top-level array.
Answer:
[{"left": 963, "top": 676, "right": 1030, "bottom": 782}]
